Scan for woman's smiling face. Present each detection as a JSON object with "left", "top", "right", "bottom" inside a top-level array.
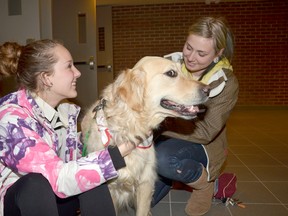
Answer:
[
  {"left": 182, "top": 34, "right": 218, "bottom": 76},
  {"left": 41, "top": 44, "right": 81, "bottom": 107}
]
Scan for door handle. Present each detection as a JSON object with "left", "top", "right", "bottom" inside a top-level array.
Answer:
[
  {"left": 88, "top": 56, "right": 95, "bottom": 70},
  {"left": 74, "top": 56, "right": 95, "bottom": 70},
  {"left": 74, "top": 61, "right": 86, "bottom": 65},
  {"left": 97, "top": 65, "right": 112, "bottom": 72}
]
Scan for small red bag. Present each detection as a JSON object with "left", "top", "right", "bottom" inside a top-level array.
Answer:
[{"left": 214, "top": 173, "right": 237, "bottom": 200}]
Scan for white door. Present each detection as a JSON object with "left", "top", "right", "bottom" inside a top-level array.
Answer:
[{"left": 52, "top": 0, "right": 97, "bottom": 109}]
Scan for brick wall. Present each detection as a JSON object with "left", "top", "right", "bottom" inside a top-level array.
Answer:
[{"left": 111, "top": 0, "right": 288, "bottom": 107}]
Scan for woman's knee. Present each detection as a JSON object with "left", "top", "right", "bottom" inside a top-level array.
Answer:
[
  {"left": 155, "top": 141, "right": 181, "bottom": 178},
  {"left": 155, "top": 141, "right": 171, "bottom": 170},
  {"left": 22, "top": 173, "right": 51, "bottom": 188},
  {"left": 17, "top": 173, "right": 54, "bottom": 198},
  {"left": 155, "top": 139, "right": 207, "bottom": 182},
  {"left": 4, "top": 173, "right": 58, "bottom": 216},
  {"left": 79, "top": 183, "right": 116, "bottom": 216},
  {"left": 155, "top": 138, "right": 190, "bottom": 165}
]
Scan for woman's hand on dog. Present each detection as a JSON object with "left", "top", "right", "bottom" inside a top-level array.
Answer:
[
  {"left": 118, "top": 142, "right": 136, "bottom": 157},
  {"left": 118, "top": 131, "right": 153, "bottom": 157}
]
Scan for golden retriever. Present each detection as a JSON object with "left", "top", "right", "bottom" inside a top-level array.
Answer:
[{"left": 81, "top": 56, "right": 209, "bottom": 216}]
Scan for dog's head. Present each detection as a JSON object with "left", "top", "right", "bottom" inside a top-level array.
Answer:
[{"left": 102, "top": 56, "right": 210, "bottom": 123}]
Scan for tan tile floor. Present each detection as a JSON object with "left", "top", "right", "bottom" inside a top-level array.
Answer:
[{"left": 120, "top": 109, "right": 288, "bottom": 216}]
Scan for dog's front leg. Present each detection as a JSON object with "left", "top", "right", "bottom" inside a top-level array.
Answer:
[{"left": 135, "top": 181, "right": 154, "bottom": 216}]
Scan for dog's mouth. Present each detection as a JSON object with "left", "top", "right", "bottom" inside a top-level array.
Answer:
[{"left": 160, "top": 99, "right": 206, "bottom": 117}]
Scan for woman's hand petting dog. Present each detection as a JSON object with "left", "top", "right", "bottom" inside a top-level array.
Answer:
[{"left": 118, "top": 141, "right": 136, "bottom": 157}]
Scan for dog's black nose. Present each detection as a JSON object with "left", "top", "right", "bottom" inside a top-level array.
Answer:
[{"left": 202, "top": 86, "right": 211, "bottom": 96}]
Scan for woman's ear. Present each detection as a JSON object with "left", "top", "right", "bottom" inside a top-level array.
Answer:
[
  {"left": 218, "top": 48, "right": 224, "bottom": 57},
  {"left": 39, "top": 72, "right": 53, "bottom": 87}
]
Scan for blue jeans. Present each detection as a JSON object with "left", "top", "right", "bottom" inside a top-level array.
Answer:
[{"left": 151, "top": 135, "right": 207, "bottom": 207}]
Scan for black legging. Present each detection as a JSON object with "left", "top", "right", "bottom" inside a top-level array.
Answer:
[{"left": 4, "top": 173, "right": 116, "bottom": 216}]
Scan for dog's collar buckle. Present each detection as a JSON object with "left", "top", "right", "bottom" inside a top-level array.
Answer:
[
  {"left": 93, "top": 98, "right": 107, "bottom": 113},
  {"left": 92, "top": 98, "right": 112, "bottom": 147},
  {"left": 137, "top": 135, "right": 153, "bottom": 149}
]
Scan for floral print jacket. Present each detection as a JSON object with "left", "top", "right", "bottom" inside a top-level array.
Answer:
[{"left": 0, "top": 89, "right": 118, "bottom": 214}]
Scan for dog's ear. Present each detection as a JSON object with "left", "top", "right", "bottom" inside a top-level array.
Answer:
[{"left": 117, "top": 68, "right": 146, "bottom": 112}]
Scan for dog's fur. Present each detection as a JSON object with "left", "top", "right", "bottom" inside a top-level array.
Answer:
[{"left": 81, "top": 56, "right": 209, "bottom": 216}]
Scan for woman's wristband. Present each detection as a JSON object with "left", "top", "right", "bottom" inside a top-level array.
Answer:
[{"left": 107, "top": 146, "right": 126, "bottom": 170}]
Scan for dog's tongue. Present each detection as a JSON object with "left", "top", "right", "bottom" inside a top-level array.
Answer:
[
  {"left": 188, "top": 105, "right": 199, "bottom": 113},
  {"left": 161, "top": 99, "right": 206, "bottom": 116},
  {"left": 185, "top": 104, "right": 206, "bottom": 114},
  {"left": 179, "top": 105, "right": 198, "bottom": 114}
]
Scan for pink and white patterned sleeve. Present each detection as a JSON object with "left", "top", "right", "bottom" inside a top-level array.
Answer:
[
  {"left": 0, "top": 114, "right": 118, "bottom": 198},
  {"left": 17, "top": 133, "right": 118, "bottom": 198}
]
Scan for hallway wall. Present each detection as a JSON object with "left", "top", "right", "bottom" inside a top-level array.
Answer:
[{"left": 111, "top": 0, "right": 288, "bottom": 107}]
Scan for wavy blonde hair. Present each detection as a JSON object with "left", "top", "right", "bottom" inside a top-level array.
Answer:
[{"left": 187, "top": 16, "right": 234, "bottom": 62}]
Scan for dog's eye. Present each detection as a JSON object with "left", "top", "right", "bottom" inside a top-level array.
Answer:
[{"left": 165, "top": 70, "right": 178, "bottom": 77}]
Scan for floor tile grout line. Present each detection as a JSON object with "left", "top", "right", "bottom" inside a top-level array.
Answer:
[
  {"left": 168, "top": 192, "right": 172, "bottom": 216},
  {"left": 244, "top": 123, "right": 288, "bottom": 146},
  {"left": 228, "top": 121, "right": 288, "bottom": 150},
  {"left": 237, "top": 125, "right": 288, "bottom": 168},
  {"left": 234, "top": 203, "right": 288, "bottom": 205},
  {"left": 228, "top": 126, "right": 288, "bottom": 168},
  {"left": 228, "top": 130, "right": 288, "bottom": 210},
  {"left": 226, "top": 111, "right": 288, "bottom": 214}
]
